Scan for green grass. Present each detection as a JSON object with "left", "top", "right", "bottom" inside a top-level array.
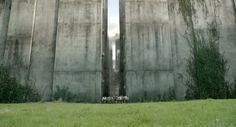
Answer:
[{"left": 0, "top": 100, "right": 235, "bottom": 127}]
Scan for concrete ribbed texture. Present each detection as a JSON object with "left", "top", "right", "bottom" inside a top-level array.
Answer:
[
  {"left": 0, "top": 0, "right": 235, "bottom": 102},
  {"left": 120, "top": 0, "right": 236, "bottom": 101},
  {"left": 0, "top": 0, "right": 106, "bottom": 102}
]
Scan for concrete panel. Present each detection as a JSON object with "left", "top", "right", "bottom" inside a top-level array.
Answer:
[
  {"left": 125, "top": 23, "right": 172, "bottom": 71},
  {"left": 0, "top": 0, "right": 11, "bottom": 64},
  {"left": 219, "top": 0, "right": 236, "bottom": 82},
  {"left": 53, "top": 0, "right": 103, "bottom": 102},
  {"left": 4, "top": 0, "right": 35, "bottom": 85},
  {"left": 126, "top": 71, "right": 174, "bottom": 102},
  {"left": 28, "top": 0, "right": 58, "bottom": 100},
  {"left": 121, "top": 0, "right": 236, "bottom": 101},
  {"left": 121, "top": 0, "right": 175, "bottom": 101},
  {"left": 54, "top": 72, "right": 101, "bottom": 102},
  {"left": 168, "top": 1, "right": 190, "bottom": 100},
  {"left": 187, "top": 0, "right": 236, "bottom": 83}
]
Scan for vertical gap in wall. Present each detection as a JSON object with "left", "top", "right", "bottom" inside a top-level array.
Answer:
[
  {"left": 102, "top": 0, "right": 109, "bottom": 97},
  {"left": 119, "top": 0, "right": 126, "bottom": 96},
  {"left": 108, "top": 0, "right": 120, "bottom": 97}
]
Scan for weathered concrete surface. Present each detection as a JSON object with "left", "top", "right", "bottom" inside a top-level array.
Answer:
[
  {"left": 1, "top": 0, "right": 106, "bottom": 102},
  {"left": 1, "top": 0, "right": 235, "bottom": 102},
  {"left": 0, "top": 0, "right": 12, "bottom": 64},
  {"left": 120, "top": 0, "right": 175, "bottom": 101},
  {"left": 53, "top": 0, "right": 105, "bottom": 102},
  {"left": 176, "top": 0, "right": 236, "bottom": 89},
  {"left": 219, "top": 0, "right": 236, "bottom": 82},
  {"left": 120, "top": 0, "right": 236, "bottom": 101},
  {"left": 28, "top": 0, "right": 58, "bottom": 100},
  {"left": 4, "top": 0, "right": 35, "bottom": 85}
]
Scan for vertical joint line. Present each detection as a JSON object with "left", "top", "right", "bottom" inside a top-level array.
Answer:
[
  {"left": 29, "top": 0, "right": 37, "bottom": 63},
  {"left": 101, "top": 0, "right": 105, "bottom": 96},
  {"left": 27, "top": 0, "right": 38, "bottom": 83},
  {"left": 232, "top": 0, "right": 236, "bottom": 23},
  {"left": 51, "top": 0, "right": 60, "bottom": 99}
]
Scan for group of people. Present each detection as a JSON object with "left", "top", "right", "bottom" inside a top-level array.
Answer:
[{"left": 101, "top": 96, "right": 129, "bottom": 103}]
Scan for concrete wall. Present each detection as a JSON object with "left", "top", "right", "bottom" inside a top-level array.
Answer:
[
  {"left": 120, "top": 0, "right": 236, "bottom": 101},
  {"left": 4, "top": 0, "right": 35, "bottom": 85},
  {"left": 120, "top": 0, "right": 175, "bottom": 101},
  {"left": 1, "top": 0, "right": 235, "bottom": 102},
  {"left": 28, "top": 0, "right": 58, "bottom": 100},
  {"left": 0, "top": 0, "right": 106, "bottom": 102},
  {"left": 218, "top": 0, "right": 236, "bottom": 82},
  {"left": 0, "top": 0, "right": 12, "bottom": 63},
  {"left": 53, "top": 0, "right": 105, "bottom": 102}
]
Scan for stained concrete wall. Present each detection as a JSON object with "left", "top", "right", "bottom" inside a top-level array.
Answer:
[
  {"left": 53, "top": 0, "right": 105, "bottom": 102},
  {"left": 0, "top": 0, "right": 12, "bottom": 63},
  {"left": 0, "top": 0, "right": 106, "bottom": 102},
  {"left": 120, "top": 0, "right": 175, "bottom": 101},
  {"left": 4, "top": 0, "right": 35, "bottom": 85},
  {"left": 171, "top": 0, "right": 236, "bottom": 97},
  {"left": 1, "top": 0, "right": 235, "bottom": 102},
  {"left": 218, "top": 0, "right": 236, "bottom": 82},
  {"left": 120, "top": 0, "right": 236, "bottom": 101},
  {"left": 28, "top": 0, "right": 58, "bottom": 100}
]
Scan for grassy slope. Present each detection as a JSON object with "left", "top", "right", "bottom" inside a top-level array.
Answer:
[{"left": 0, "top": 100, "right": 235, "bottom": 127}]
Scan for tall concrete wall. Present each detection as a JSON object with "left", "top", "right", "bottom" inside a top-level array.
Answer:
[
  {"left": 28, "top": 0, "right": 58, "bottom": 100},
  {"left": 0, "top": 0, "right": 106, "bottom": 102},
  {"left": 219, "top": 0, "right": 236, "bottom": 82},
  {"left": 4, "top": 0, "right": 35, "bottom": 85},
  {"left": 1, "top": 0, "right": 235, "bottom": 102},
  {"left": 120, "top": 0, "right": 175, "bottom": 101},
  {"left": 120, "top": 0, "right": 236, "bottom": 101},
  {"left": 53, "top": 0, "right": 105, "bottom": 102}
]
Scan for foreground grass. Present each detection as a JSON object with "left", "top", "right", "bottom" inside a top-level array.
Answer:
[{"left": 0, "top": 100, "right": 235, "bottom": 127}]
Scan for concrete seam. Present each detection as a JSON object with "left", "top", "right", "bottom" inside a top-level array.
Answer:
[
  {"left": 232, "top": 0, "right": 236, "bottom": 23},
  {"left": 29, "top": 0, "right": 37, "bottom": 63},
  {"left": 51, "top": 0, "right": 60, "bottom": 100}
]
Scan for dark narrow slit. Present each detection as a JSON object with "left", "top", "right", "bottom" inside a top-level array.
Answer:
[
  {"left": 102, "top": 0, "right": 109, "bottom": 97},
  {"left": 104, "top": 0, "right": 121, "bottom": 97}
]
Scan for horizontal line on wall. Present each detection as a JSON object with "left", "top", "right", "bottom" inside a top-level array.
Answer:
[
  {"left": 54, "top": 70, "right": 102, "bottom": 73},
  {"left": 125, "top": 69, "right": 174, "bottom": 72}
]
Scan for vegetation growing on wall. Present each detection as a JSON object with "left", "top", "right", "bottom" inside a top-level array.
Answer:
[
  {"left": 0, "top": 0, "right": 5, "bottom": 4},
  {"left": 178, "top": 0, "right": 236, "bottom": 99},
  {"left": 143, "top": 87, "right": 176, "bottom": 102},
  {"left": 178, "top": 0, "right": 195, "bottom": 26},
  {"left": 185, "top": 27, "right": 229, "bottom": 99},
  {"left": 233, "top": 79, "right": 236, "bottom": 97},
  {"left": 161, "top": 87, "right": 176, "bottom": 101},
  {"left": 54, "top": 86, "right": 80, "bottom": 102},
  {"left": 229, "top": 78, "right": 236, "bottom": 98},
  {"left": 0, "top": 65, "right": 40, "bottom": 103}
]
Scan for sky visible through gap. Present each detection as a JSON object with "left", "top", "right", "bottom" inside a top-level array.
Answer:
[{"left": 108, "top": 0, "right": 120, "bottom": 37}]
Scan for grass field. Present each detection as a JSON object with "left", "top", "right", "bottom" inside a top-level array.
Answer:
[{"left": 0, "top": 99, "right": 235, "bottom": 127}]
